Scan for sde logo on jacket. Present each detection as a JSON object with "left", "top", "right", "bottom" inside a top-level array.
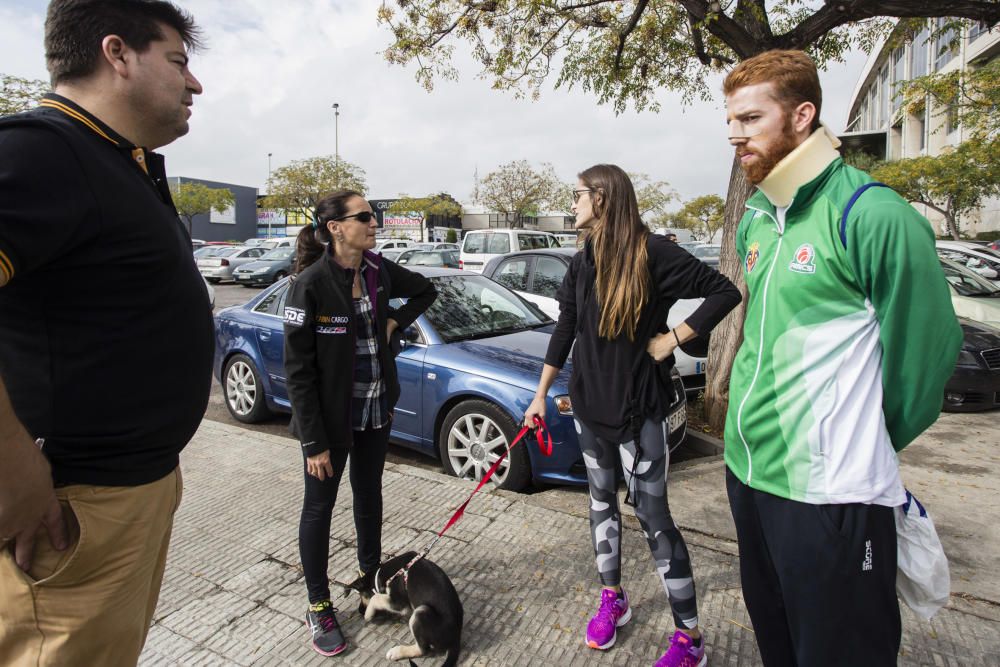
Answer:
[
  {"left": 283, "top": 307, "right": 306, "bottom": 326},
  {"left": 789, "top": 243, "right": 817, "bottom": 274}
]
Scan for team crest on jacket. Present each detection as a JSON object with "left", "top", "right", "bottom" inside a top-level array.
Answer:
[
  {"left": 789, "top": 243, "right": 817, "bottom": 274},
  {"left": 745, "top": 241, "right": 760, "bottom": 274}
]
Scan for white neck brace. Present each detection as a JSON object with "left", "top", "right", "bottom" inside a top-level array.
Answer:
[{"left": 757, "top": 125, "right": 842, "bottom": 208}]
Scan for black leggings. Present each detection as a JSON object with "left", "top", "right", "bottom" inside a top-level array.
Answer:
[{"left": 299, "top": 425, "right": 390, "bottom": 603}]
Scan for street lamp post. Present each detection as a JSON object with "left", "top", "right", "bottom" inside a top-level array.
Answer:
[
  {"left": 266, "top": 152, "right": 273, "bottom": 238},
  {"left": 332, "top": 103, "right": 340, "bottom": 178}
]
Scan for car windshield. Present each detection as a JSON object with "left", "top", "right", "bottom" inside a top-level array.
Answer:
[
  {"left": 193, "top": 247, "right": 217, "bottom": 257},
  {"left": 409, "top": 252, "right": 444, "bottom": 265},
  {"left": 217, "top": 247, "right": 243, "bottom": 257},
  {"left": 941, "top": 258, "right": 1000, "bottom": 297},
  {"left": 693, "top": 245, "right": 721, "bottom": 259},
  {"left": 260, "top": 248, "right": 294, "bottom": 260},
  {"left": 424, "top": 275, "right": 551, "bottom": 343}
]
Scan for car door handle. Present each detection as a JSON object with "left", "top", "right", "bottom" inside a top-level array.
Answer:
[{"left": 259, "top": 331, "right": 271, "bottom": 341}]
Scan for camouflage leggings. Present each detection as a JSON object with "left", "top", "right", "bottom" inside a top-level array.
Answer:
[{"left": 578, "top": 418, "right": 699, "bottom": 630}]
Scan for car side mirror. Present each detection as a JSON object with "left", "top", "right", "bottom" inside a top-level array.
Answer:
[{"left": 404, "top": 326, "right": 420, "bottom": 343}]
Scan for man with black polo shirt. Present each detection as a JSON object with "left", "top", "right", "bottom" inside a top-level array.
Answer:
[{"left": 0, "top": 1, "right": 212, "bottom": 664}]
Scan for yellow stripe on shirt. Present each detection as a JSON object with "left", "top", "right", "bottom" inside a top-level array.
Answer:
[
  {"left": 0, "top": 249, "right": 13, "bottom": 285},
  {"left": 39, "top": 100, "right": 118, "bottom": 145}
]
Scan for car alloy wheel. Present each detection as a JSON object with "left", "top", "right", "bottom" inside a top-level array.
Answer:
[
  {"left": 223, "top": 353, "right": 272, "bottom": 423},
  {"left": 439, "top": 400, "right": 531, "bottom": 491}
]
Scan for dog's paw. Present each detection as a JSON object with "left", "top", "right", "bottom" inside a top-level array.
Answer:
[
  {"left": 386, "top": 646, "right": 405, "bottom": 661},
  {"left": 363, "top": 604, "right": 377, "bottom": 622}
]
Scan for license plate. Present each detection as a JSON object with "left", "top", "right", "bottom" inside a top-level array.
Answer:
[{"left": 668, "top": 405, "right": 686, "bottom": 433}]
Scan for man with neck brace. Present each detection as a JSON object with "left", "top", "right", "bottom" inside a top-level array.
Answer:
[{"left": 722, "top": 50, "right": 961, "bottom": 666}]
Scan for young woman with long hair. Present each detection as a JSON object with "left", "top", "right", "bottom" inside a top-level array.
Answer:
[
  {"left": 283, "top": 190, "right": 436, "bottom": 656},
  {"left": 524, "top": 165, "right": 740, "bottom": 667}
]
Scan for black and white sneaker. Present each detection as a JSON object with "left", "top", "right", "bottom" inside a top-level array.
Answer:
[{"left": 306, "top": 600, "right": 347, "bottom": 656}]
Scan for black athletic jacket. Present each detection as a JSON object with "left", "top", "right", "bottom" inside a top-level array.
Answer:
[
  {"left": 544, "top": 234, "right": 741, "bottom": 442},
  {"left": 283, "top": 249, "right": 436, "bottom": 457}
]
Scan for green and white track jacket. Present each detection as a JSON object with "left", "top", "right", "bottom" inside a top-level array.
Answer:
[{"left": 724, "top": 158, "right": 962, "bottom": 505}]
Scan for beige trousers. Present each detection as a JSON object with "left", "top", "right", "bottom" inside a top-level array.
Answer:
[{"left": 0, "top": 467, "right": 182, "bottom": 666}]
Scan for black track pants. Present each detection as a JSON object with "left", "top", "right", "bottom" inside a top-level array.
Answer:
[{"left": 726, "top": 467, "right": 900, "bottom": 667}]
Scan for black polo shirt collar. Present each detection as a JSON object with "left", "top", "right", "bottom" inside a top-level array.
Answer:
[{"left": 39, "top": 93, "right": 173, "bottom": 203}]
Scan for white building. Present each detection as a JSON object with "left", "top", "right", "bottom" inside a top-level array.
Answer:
[{"left": 843, "top": 19, "right": 999, "bottom": 236}]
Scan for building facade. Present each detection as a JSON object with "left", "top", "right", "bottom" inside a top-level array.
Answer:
[
  {"left": 843, "top": 19, "right": 999, "bottom": 236},
  {"left": 168, "top": 176, "right": 258, "bottom": 242}
]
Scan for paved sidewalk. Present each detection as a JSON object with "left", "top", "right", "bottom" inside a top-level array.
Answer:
[{"left": 140, "top": 416, "right": 1000, "bottom": 666}]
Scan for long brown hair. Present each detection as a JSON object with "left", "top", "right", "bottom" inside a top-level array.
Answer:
[
  {"left": 579, "top": 164, "right": 650, "bottom": 341},
  {"left": 292, "top": 190, "right": 362, "bottom": 274}
]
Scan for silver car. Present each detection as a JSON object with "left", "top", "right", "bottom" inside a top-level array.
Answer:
[{"left": 197, "top": 246, "right": 267, "bottom": 283}]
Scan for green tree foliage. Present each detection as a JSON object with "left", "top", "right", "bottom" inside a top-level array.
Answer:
[
  {"left": 446, "top": 228, "right": 459, "bottom": 243},
  {"left": 874, "top": 51, "right": 1000, "bottom": 239},
  {"left": 477, "top": 160, "right": 564, "bottom": 226},
  {"left": 170, "top": 182, "right": 236, "bottom": 237},
  {"left": 262, "top": 156, "right": 367, "bottom": 222},
  {"left": 676, "top": 194, "right": 727, "bottom": 242},
  {"left": 872, "top": 140, "right": 1000, "bottom": 240},
  {"left": 842, "top": 149, "right": 884, "bottom": 174},
  {"left": 897, "top": 53, "right": 1000, "bottom": 140},
  {"left": 0, "top": 74, "right": 49, "bottom": 116},
  {"left": 377, "top": 2, "right": 1000, "bottom": 430},
  {"left": 630, "top": 172, "right": 677, "bottom": 226},
  {"left": 388, "top": 192, "right": 463, "bottom": 218}
]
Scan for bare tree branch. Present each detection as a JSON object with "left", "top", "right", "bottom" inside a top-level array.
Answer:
[
  {"left": 614, "top": 0, "right": 650, "bottom": 72},
  {"left": 781, "top": 0, "right": 1000, "bottom": 50}
]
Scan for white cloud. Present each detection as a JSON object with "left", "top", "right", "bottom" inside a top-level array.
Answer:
[{"left": 1, "top": 0, "right": 867, "bottom": 206}]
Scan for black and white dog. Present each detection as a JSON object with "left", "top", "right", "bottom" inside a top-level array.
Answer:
[{"left": 346, "top": 551, "right": 463, "bottom": 666}]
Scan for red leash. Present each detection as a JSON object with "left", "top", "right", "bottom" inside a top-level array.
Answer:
[{"left": 384, "top": 417, "right": 552, "bottom": 589}]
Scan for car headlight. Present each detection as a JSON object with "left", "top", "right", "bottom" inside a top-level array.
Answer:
[
  {"left": 554, "top": 395, "right": 573, "bottom": 415},
  {"left": 253, "top": 269, "right": 269, "bottom": 275},
  {"left": 955, "top": 350, "right": 981, "bottom": 369}
]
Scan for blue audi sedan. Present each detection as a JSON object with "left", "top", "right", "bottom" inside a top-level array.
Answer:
[{"left": 213, "top": 268, "right": 688, "bottom": 491}]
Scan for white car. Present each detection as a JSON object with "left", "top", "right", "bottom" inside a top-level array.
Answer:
[
  {"left": 460, "top": 228, "right": 560, "bottom": 273},
  {"left": 940, "top": 257, "right": 1000, "bottom": 328},
  {"left": 376, "top": 239, "right": 414, "bottom": 251},
  {"left": 481, "top": 247, "right": 709, "bottom": 392},
  {"left": 936, "top": 241, "right": 1000, "bottom": 282}
]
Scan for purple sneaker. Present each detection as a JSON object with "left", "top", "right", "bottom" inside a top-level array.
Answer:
[
  {"left": 655, "top": 630, "right": 706, "bottom": 667},
  {"left": 585, "top": 588, "right": 631, "bottom": 650}
]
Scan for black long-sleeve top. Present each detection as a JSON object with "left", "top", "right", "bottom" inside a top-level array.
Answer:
[{"left": 544, "top": 235, "right": 741, "bottom": 442}]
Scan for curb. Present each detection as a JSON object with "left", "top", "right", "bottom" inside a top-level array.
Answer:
[{"left": 685, "top": 428, "right": 725, "bottom": 457}]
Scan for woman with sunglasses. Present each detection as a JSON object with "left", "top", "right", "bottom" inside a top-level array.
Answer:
[
  {"left": 524, "top": 165, "right": 740, "bottom": 667},
  {"left": 283, "top": 190, "right": 436, "bottom": 657}
]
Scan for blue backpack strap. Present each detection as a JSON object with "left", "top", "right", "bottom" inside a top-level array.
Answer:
[{"left": 840, "top": 182, "right": 890, "bottom": 250}]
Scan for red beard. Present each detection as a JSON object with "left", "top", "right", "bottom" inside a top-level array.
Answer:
[{"left": 738, "top": 116, "right": 800, "bottom": 184}]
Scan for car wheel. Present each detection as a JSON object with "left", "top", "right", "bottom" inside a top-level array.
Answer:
[
  {"left": 438, "top": 400, "right": 531, "bottom": 491},
  {"left": 272, "top": 270, "right": 288, "bottom": 284},
  {"left": 223, "top": 353, "right": 272, "bottom": 423}
]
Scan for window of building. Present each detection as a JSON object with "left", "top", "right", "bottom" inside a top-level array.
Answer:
[
  {"left": 891, "top": 47, "right": 905, "bottom": 114},
  {"left": 934, "top": 17, "right": 959, "bottom": 72},
  {"left": 945, "top": 102, "right": 959, "bottom": 136},
  {"left": 911, "top": 25, "right": 929, "bottom": 79},
  {"left": 970, "top": 21, "right": 989, "bottom": 42},
  {"left": 878, "top": 65, "right": 890, "bottom": 128}
]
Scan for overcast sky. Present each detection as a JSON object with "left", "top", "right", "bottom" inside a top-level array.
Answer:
[{"left": 1, "top": 0, "right": 868, "bottom": 208}]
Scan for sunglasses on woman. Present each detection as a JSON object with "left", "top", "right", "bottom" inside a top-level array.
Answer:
[{"left": 334, "top": 211, "right": 377, "bottom": 223}]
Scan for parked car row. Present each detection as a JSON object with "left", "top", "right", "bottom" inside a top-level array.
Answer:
[
  {"left": 480, "top": 247, "right": 710, "bottom": 394},
  {"left": 213, "top": 268, "right": 690, "bottom": 491}
]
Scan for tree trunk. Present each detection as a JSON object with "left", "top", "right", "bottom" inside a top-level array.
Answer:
[
  {"left": 948, "top": 213, "right": 960, "bottom": 240},
  {"left": 704, "top": 156, "right": 754, "bottom": 433}
]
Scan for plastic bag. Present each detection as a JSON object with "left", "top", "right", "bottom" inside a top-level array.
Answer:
[{"left": 895, "top": 490, "right": 950, "bottom": 620}]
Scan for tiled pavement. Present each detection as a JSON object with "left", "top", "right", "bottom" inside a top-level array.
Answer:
[{"left": 139, "top": 419, "right": 1000, "bottom": 666}]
